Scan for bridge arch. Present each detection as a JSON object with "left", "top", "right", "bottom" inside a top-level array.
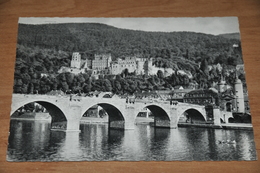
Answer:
[
  {"left": 11, "top": 100, "right": 67, "bottom": 129},
  {"left": 143, "top": 104, "right": 170, "bottom": 121},
  {"left": 81, "top": 102, "right": 125, "bottom": 129},
  {"left": 135, "top": 103, "right": 172, "bottom": 128},
  {"left": 178, "top": 108, "right": 206, "bottom": 124}
]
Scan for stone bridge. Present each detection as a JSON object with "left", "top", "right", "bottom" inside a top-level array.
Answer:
[{"left": 10, "top": 94, "right": 220, "bottom": 132}]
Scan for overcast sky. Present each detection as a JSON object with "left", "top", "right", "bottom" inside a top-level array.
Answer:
[{"left": 19, "top": 17, "right": 240, "bottom": 35}]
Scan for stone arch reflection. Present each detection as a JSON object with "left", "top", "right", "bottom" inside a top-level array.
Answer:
[
  {"left": 81, "top": 103, "right": 125, "bottom": 129},
  {"left": 145, "top": 105, "right": 171, "bottom": 128},
  {"left": 181, "top": 108, "right": 206, "bottom": 124},
  {"left": 11, "top": 101, "right": 67, "bottom": 130}
]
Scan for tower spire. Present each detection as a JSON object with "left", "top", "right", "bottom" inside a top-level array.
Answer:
[{"left": 235, "top": 67, "right": 238, "bottom": 80}]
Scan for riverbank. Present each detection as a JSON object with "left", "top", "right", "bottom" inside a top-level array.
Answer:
[
  {"left": 178, "top": 122, "right": 253, "bottom": 130},
  {"left": 178, "top": 123, "right": 222, "bottom": 129},
  {"left": 221, "top": 123, "right": 253, "bottom": 130},
  {"left": 135, "top": 117, "right": 154, "bottom": 124},
  {"left": 80, "top": 117, "right": 108, "bottom": 123}
]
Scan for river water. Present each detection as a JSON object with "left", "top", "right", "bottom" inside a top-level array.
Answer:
[{"left": 7, "top": 120, "right": 257, "bottom": 161}]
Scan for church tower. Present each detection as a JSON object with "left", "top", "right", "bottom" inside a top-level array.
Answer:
[
  {"left": 234, "top": 74, "right": 245, "bottom": 113},
  {"left": 218, "top": 75, "right": 226, "bottom": 93},
  {"left": 70, "top": 52, "right": 81, "bottom": 69}
]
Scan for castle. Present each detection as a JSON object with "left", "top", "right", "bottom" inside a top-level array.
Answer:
[{"left": 63, "top": 52, "right": 154, "bottom": 76}]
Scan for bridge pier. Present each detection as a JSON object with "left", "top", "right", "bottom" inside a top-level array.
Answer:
[
  {"left": 124, "top": 120, "right": 135, "bottom": 130},
  {"left": 169, "top": 107, "right": 178, "bottom": 129},
  {"left": 51, "top": 119, "right": 81, "bottom": 132},
  {"left": 213, "top": 108, "right": 221, "bottom": 126},
  {"left": 122, "top": 104, "right": 136, "bottom": 130},
  {"left": 153, "top": 106, "right": 178, "bottom": 129},
  {"left": 57, "top": 105, "right": 82, "bottom": 132},
  {"left": 66, "top": 119, "right": 81, "bottom": 132}
]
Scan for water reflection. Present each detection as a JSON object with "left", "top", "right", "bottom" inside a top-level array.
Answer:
[{"left": 7, "top": 120, "right": 257, "bottom": 161}]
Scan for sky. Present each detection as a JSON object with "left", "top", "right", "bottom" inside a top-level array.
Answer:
[{"left": 18, "top": 17, "right": 240, "bottom": 35}]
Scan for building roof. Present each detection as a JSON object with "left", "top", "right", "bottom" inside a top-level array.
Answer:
[
  {"left": 184, "top": 89, "right": 219, "bottom": 98},
  {"left": 173, "top": 89, "right": 194, "bottom": 93},
  {"left": 235, "top": 78, "right": 242, "bottom": 84},
  {"left": 156, "top": 90, "right": 173, "bottom": 95},
  {"left": 135, "top": 91, "right": 159, "bottom": 97},
  {"left": 221, "top": 94, "right": 235, "bottom": 100}
]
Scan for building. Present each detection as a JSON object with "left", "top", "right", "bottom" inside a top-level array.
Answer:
[
  {"left": 70, "top": 52, "right": 81, "bottom": 69},
  {"left": 234, "top": 77, "right": 245, "bottom": 113},
  {"left": 183, "top": 89, "right": 219, "bottom": 106},
  {"left": 58, "top": 66, "right": 86, "bottom": 74},
  {"left": 58, "top": 52, "right": 89, "bottom": 74},
  {"left": 110, "top": 57, "right": 155, "bottom": 76},
  {"left": 111, "top": 57, "right": 137, "bottom": 75},
  {"left": 155, "top": 90, "right": 173, "bottom": 100},
  {"left": 92, "top": 54, "right": 112, "bottom": 70},
  {"left": 135, "top": 57, "right": 147, "bottom": 75},
  {"left": 171, "top": 89, "right": 194, "bottom": 102},
  {"left": 219, "top": 88, "right": 235, "bottom": 112}
]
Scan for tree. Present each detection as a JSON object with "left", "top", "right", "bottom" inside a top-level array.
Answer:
[
  {"left": 24, "top": 103, "right": 35, "bottom": 112},
  {"left": 65, "top": 73, "right": 75, "bottom": 85},
  {"left": 157, "top": 70, "right": 164, "bottom": 79},
  {"left": 103, "top": 79, "right": 112, "bottom": 92},
  {"left": 114, "top": 80, "right": 122, "bottom": 93},
  {"left": 60, "top": 81, "right": 69, "bottom": 92},
  {"left": 227, "top": 56, "right": 237, "bottom": 66}
]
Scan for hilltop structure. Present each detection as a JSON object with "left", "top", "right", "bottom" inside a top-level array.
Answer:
[
  {"left": 91, "top": 54, "right": 112, "bottom": 70},
  {"left": 60, "top": 52, "right": 155, "bottom": 77},
  {"left": 58, "top": 52, "right": 88, "bottom": 74},
  {"left": 61, "top": 52, "right": 194, "bottom": 80},
  {"left": 111, "top": 56, "right": 137, "bottom": 75}
]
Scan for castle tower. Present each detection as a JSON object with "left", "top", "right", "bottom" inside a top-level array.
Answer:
[
  {"left": 218, "top": 75, "right": 226, "bottom": 93},
  {"left": 146, "top": 58, "right": 153, "bottom": 76},
  {"left": 107, "top": 54, "right": 112, "bottom": 67},
  {"left": 70, "top": 52, "right": 81, "bottom": 69},
  {"left": 136, "top": 58, "right": 145, "bottom": 75},
  {"left": 234, "top": 75, "right": 245, "bottom": 113}
]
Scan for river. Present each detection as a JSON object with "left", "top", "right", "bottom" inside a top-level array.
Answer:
[{"left": 7, "top": 120, "right": 257, "bottom": 161}]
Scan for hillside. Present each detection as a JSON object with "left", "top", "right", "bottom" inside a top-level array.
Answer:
[
  {"left": 218, "top": 33, "right": 240, "bottom": 40},
  {"left": 17, "top": 23, "right": 242, "bottom": 62}
]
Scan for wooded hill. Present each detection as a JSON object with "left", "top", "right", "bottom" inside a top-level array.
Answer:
[
  {"left": 13, "top": 23, "right": 245, "bottom": 95},
  {"left": 17, "top": 23, "right": 241, "bottom": 63}
]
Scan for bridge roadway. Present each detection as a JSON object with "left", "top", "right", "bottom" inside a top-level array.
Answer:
[{"left": 10, "top": 94, "right": 226, "bottom": 132}]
